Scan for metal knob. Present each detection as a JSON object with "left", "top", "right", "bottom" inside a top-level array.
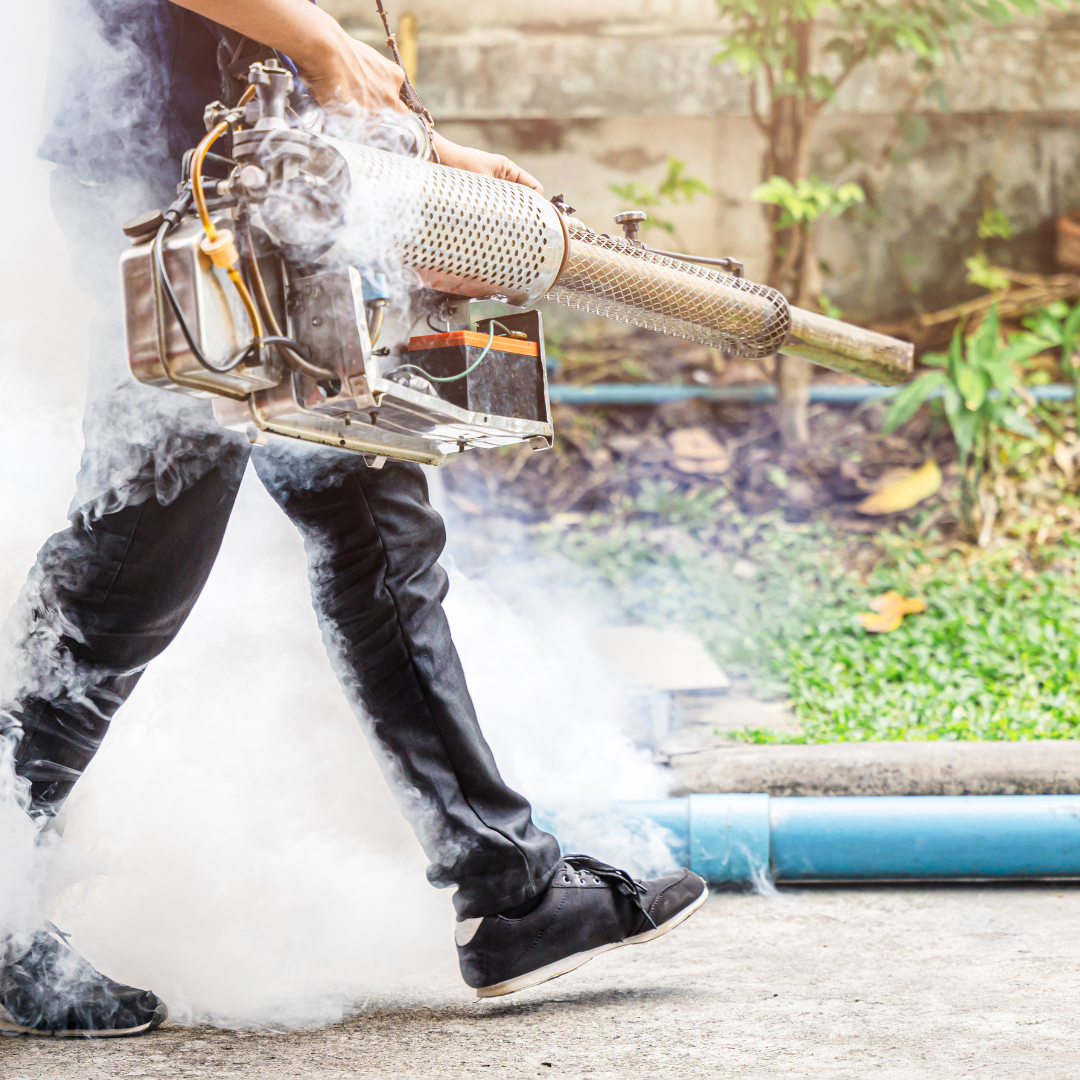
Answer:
[
  {"left": 614, "top": 210, "right": 648, "bottom": 243},
  {"left": 238, "top": 164, "right": 269, "bottom": 199}
]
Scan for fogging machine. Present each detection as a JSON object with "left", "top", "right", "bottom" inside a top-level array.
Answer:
[{"left": 120, "top": 60, "right": 914, "bottom": 467}]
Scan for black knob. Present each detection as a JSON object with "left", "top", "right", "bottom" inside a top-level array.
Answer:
[{"left": 122, "top": 209, "right": 164, "bottom": 241}]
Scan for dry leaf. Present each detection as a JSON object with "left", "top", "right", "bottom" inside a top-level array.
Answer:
[
  {"left": 1053, "top": 440, "right": 1078, "bottom": 480},
  {"left": 667, "top": 427, "right": 731, "bottom": 476},
  {"left": 856, "top": 458, "right": 942, "bottom": 515},
  {"left": 448, "top": 491, "right": 484, "bottom": 515},
  {"left": 857, "top": 590, "right": 927, "bottom": 633}
]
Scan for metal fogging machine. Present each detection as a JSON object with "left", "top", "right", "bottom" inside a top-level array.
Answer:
[{"left": 120, "top": 58, "right": 914, "bottom": 467}]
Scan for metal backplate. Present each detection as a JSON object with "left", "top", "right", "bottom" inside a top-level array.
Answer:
[
  {"left": 213, "top": 291, "right": 553, "bottom": 465},
  {"left": 120, "top": 215, "right": 284, "bottom": 399},
  {"left": 287, "top": 266, "right": 372, "bottom": 404}
]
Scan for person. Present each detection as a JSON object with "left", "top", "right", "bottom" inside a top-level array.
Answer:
[{"left": 0, "top": 0, "right": 706, "bottom": 1037}]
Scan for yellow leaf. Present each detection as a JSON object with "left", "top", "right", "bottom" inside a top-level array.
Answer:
[
  {"left": 856, "top": 458, "right": 942, "bottom": 516},
  {"left": 667, "top": 427, "right": 731, "bottom": 475},
  {"left": 869, "top": 591, "right": 926, "bottom": 616},
  {"left": 858, "top": 610, "right": 904, "bottom": 633},
  {"left": 857, "top": 591, "right": 927, "bottom": 633}
]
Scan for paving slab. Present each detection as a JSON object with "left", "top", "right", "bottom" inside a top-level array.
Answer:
[{"left": 4, "top": 885, "right": 1080, "bottom": 1079}]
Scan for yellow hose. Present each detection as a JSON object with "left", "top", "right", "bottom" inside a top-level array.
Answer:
[
  {"left": 189, "top": 85, "right": 264, "bottom": 349},
  {"left": 191, "top": 83, "right": 256, "bottom": 239}
]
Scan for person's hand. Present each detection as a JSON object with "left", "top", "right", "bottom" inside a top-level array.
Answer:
[
  {"left": 432, "top": 135, "right": 544, "bottom": 195},
  {"left": 296, "top": 26, "right": 408, "bottom": 113},
  {"left": 170, "top": 2, "right": 408, "bottom": 113}
]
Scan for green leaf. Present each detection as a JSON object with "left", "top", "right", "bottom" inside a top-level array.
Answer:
[
  {"left": 977, "top": 206, "right": 1015, "bottom": 240},
  {"left": 997, "top": 406, "right": 1039, "bottom": 439},
  {"left": 658, "top": 157, "right": 712, "bottom": 204},
  {"left": 608, "top": 156, "right": 709, "bottom": 236},
  {"left": 956, "top": 365, "right": 989, "bottom": 411},
  {"left": 752, "top": 176, "right": 865, "bottom": 230},
  {"left": 924, "top": 78, "right": 953, "bottom": 114},
  {"left": 965, "top": 254, "right": 1011, "bottom": 291},
  {"left": 897, "top": 111, "right": 930, "bottom": 151},
  {"left": 818, "top": 293, "right": 843, "bottom": 320},
  {"left": 942, "top": 384, "right": 978, "bottom": 457},
  {"left": 882, "top": 371, "right": 947, "bottom": 435}
]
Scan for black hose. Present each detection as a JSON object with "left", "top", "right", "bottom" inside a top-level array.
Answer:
[
  {"left": 152, "top": 218, "right": 319, "bottom": 379},
  {"left": 152, "top": 220, "right": 251, "bottom": 373}
]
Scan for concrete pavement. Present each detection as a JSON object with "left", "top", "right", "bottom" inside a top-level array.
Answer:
[{"left": 4, "top": 884, "right": 1080, "bottom": 1079}]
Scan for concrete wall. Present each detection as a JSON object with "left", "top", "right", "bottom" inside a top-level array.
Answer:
[{"left": 326, "top": 1, "right": 1080, "bottom": 320}]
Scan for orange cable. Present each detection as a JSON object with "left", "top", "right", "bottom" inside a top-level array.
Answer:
[
  {"left": 189, "top": 85, "right": 263, "bottom": 347},
  {"left": 190, "top": 84, "right": 257, "bottom": 240}
]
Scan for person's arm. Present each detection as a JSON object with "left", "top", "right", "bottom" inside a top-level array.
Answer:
[
  {"left": 172, "top": 0, "right": 406, "bottom": 113},
  {"left": 170, "top": 0, "right": 543, "bottom": 192}
]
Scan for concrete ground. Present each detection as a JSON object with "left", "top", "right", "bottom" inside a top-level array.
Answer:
[{"left": 4, "top": 884, "right": 1080, "bottom": 1079}]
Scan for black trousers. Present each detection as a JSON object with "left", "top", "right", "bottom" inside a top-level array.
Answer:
[
  {"left": 5, "top": 443, "right": 560, "bottom": 918},
  {"left": 2, "top": 170, "right": 560, "bottom": 921}
]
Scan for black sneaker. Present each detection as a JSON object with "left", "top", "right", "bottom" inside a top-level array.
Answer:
[
  {"left": 456, "top": 855, "right": 708, "bottom": 998},
  {"left": 0, "top": 924, "right": 167, "bottom": 1037}
]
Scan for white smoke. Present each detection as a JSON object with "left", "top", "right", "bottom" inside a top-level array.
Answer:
[{"left": 0, "top": 0, "right": 676, "bottom": 1030}]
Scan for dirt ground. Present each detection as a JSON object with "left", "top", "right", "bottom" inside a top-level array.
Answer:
[{"left": 4, "top": 884, "right": 1080, "bottom": 1079}]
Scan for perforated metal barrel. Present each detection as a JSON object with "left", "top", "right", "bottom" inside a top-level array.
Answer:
[
  {"left": 314, "top": 139, "right": 568, "bottom": 305},
  {"left": 548, "top": 221, "right": 791, "bottom": 360},
  {"left": 290, "top": 142, "right": 911, "bottom": 380}
]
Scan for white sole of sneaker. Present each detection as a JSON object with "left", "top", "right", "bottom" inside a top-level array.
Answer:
[
  {"left": 0, "top": 1002, "right": 168, "bottom": 1038},
  {"left": 475, "top": 882, "right": 709, "bottom": 999}
]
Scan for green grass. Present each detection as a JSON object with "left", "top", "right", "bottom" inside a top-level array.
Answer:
[
  {"left": 778, "top": 555, "right": 1080, "bottom": 742},
  {"left": 540, "top": 485, "right": 1080, "bottom": 742}
]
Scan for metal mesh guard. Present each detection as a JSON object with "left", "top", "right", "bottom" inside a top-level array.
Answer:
[
  {"left": 547, "top": 223, "right": 791, "bottom": 358},
  {"left": 327, "top": 141, "right": 566, "bottom": 303}
]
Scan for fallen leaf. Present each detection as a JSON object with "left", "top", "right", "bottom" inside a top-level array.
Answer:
[
  {"left": 869, "top": 591, "right": 926, "bottom": 615},
  {"left": 857, "top": 590, "right": 927, "bottom": 633},
  {"left": 856, "top": 458, "right": 942, "bottom": 515},
  {"left": 667, "top": 427, "right": 731, "bottom": 475},
  {"left": 1053, "top": 440, "right": 1078, "bottom": 480},
  {"left": 448, "top": 491, "right": 484, "bottom": 515},
  {"left": 607, "top": 435, "right": 641, "bottom": 455}
]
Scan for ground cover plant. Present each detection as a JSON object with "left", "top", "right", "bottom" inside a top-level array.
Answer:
[
  {"left": 536, "top": 491, "right": 1080, "bottom": 743},
  {"left": 444, "top": 311, "right": 1080, "bottom": 743}
]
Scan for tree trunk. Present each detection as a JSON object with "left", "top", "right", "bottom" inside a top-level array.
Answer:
[
  {"left": 766, "top": 19, "right": 816, "bottom": 449},
  {"left": 777, "top": 225, "right": 824, "bottom": 446}
]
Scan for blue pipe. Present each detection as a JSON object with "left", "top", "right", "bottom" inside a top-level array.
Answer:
[
  {"left": 548, "top": 382, "right": 1076, "bottom": 406},
  {"left": 611, "top": 794, "right": 1080, "bottom": 884}
]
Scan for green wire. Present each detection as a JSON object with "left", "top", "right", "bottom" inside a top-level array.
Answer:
[{"left": 393, "top": 321, "right": 515, "bottom": 384}]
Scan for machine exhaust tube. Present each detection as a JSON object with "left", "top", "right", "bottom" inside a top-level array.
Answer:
[
  {"left": 547, "top": 218, "right": 914, "bottom": 385},
  {"left": 782, "top": 306, "right": 914, "bottom": 386}
]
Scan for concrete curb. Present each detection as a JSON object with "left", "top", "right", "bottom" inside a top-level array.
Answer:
[{"left": 667, "top": 740, "right": 1080, "bottom": 797}]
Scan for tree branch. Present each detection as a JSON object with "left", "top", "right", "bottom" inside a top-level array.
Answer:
[
  {"left": 808, "top": 39, "right": 869, "bottom": 122},
  {"left": 748, "top": 80, "right": 769, "bottom": 135}
]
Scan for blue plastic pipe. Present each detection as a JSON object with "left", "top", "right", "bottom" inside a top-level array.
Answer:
[
  {"left": 612, "top": 794, "right": 1080, "bottom": 884},
  {"left": 548, "top": 382, "right": 1076, "bottom": 406}
]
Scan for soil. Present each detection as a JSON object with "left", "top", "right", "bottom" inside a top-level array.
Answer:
[{"left": 443, "top": 329, "right": 955, "bottom": 532}]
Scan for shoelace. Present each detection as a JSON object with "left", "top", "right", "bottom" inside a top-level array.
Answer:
[{"left": 562, "top": 854, "right": 658, "bottom": 930}]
